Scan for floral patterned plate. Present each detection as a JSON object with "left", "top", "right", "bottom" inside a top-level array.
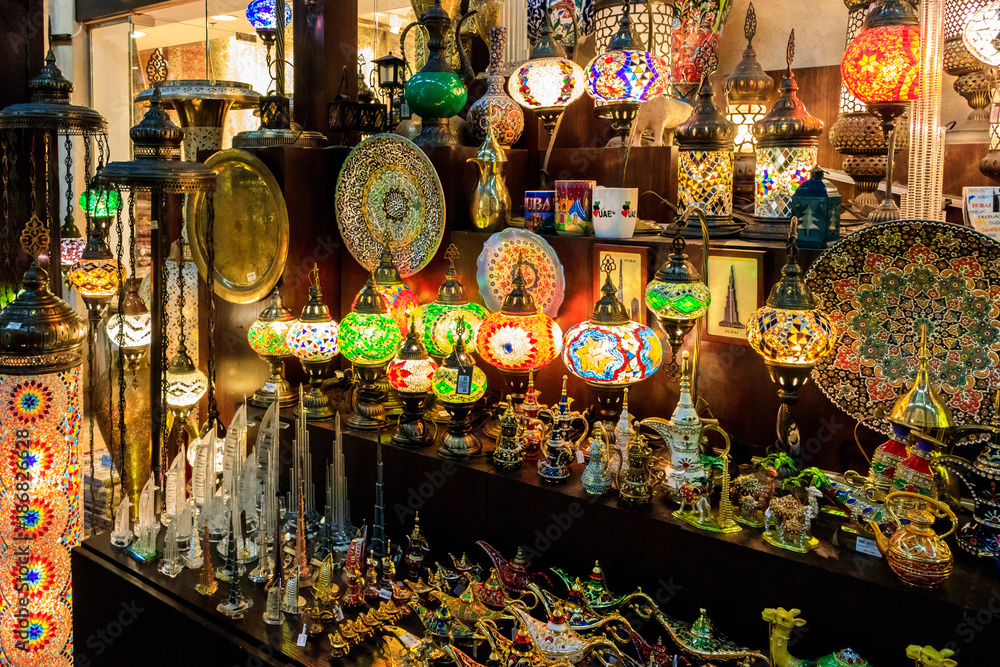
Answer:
[
  {"left": 805, "top": 220, "right": 1000, "bottom": 436},
  {"left": 477, "top": 228, "right": 565, "bottom": 318},
  {"left": 335, "top": 134, "right": 445, "bottom": 278}
]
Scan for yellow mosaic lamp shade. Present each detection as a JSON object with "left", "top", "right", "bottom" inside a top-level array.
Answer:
[
  {"left": 432, "top": 318, "right": 487, "bottom": 404},
  {"left": 67, "top": 256, "right": 123, "bottom": 300}
]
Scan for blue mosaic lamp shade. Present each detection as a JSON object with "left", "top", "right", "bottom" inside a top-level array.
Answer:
[{"left": 245, "top": 0, "right": 292, "bottom": 31}]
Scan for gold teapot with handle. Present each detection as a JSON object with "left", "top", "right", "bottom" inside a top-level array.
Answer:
[
  {"left": 867, "top": 491, "right": 956, "bottom": 587},
  {"left": 616, "top": 432, "right": 665, "bottom": 504},
  {"left": 531, "top": 376, "right": 587, "bottom": 483}
]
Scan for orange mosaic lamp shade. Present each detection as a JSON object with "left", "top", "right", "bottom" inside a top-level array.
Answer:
[
  {"left": 476, "top": 312, "right": 563, "bottom": 373},
  {"left": 841, "top": 24, "right": 921, "bottom": 104},
  {"left": 67, "top": 256, "right": 123, "bottom": 300}
]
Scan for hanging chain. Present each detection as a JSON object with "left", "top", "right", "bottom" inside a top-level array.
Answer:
[
  {"left": 87, "top": 316, "right": 96, "bottom": 536},
  {"left": 2, "top": 131, "right": 10, "bottom": 287},
  {"left": 206, "top": 193, "right": 218, "bottom": 428},
  {"left": 43, "top": 132, "right": 49, "bottom": 224},
  {"left": 28, "top": 132, "right": 36, "bottom": 217},
  {"left": 128, "top": 193, "right": 139, "bottom": 390},
  {"left": 114, "top": 200, "right": 126, "bottom": 509},
  {"left": 63, "top": 134, "right": 73, "bottom": 227},
  {"left": 159, "top": 190, "right": 169, "bottom": 493},
  {"left": 177, "top": 232, "right": 186, "bottom": 351},
  {"left": 83, "top": 135, "right": 92, "bottom": 235}
]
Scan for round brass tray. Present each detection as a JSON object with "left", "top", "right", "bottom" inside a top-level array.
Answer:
[{"left": 187, "top": 149, "right": 289, "bottom": 304}]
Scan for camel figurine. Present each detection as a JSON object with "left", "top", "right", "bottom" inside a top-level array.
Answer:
[
  {"left": 906, "top": 645, "right": 958, "bottom": 667},
  {"left": 677, "top": 481, "right": 711, "bottom": 524},
  {"left": 762, "top": 607, "right": 869, "bottom": 667},
  {"left": 731, "top": 465, "right": 780, "bottom": 527},
  {"left": 762, "top": 485, "right": 823, "bottom": 553}
]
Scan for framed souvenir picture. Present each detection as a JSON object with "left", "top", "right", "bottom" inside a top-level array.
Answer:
[
  {"left": 703, "top": 248, "right": 765, "bottom": 345},
  {"left": 592, "top": 244, "right": 648, "bottom": 323}
]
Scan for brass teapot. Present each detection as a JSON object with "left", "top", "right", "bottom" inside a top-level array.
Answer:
[
  {"left": 867, "top": 491, "right": 956, "bottom": 588},
  {"left": 532, "top": 377, "right": 587, "bottom": 484},
  {"left": 616, "top": 432, "right": 665, "bottom": 504}
]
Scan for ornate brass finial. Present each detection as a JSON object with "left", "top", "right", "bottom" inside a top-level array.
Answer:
[
  {"left": 695, "top": 41, "right": 719, "bottom": 79},
  {"left": 786, "top": 29, "right": 795, "bottom": 73},
  {"left": 455, "top": 315, "right": 468, "bottom": 343},
  {"left": 145, "top": 48, "right": 168, "bottom": 87},
  {"left": 20, "top": 214, "right": 49, "bottom": 260},
  {"left": 601, "top": 254, "right": 616, "bottom": 281},
  {"left": 745, "top": 2, "right": 757, "bottom": 44},
  {"left": 445, "top": 243, "right": 459, "bottom": 266}
]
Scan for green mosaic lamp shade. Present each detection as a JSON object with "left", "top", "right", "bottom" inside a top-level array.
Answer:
[
  {"left": 432, "top": 365, "right": 487, "bottom": 404},
  {"left": 645, "top": 279, "right": 712, "bottom": 321},
  {"left": 340, "top": 311, "right": 403, "bottom": 366},
  {"left": 79, "top": 188, "right": 123, "bottom": 218},
  {"left": 416, "top": 301, "right": 490, "bottom": 358}
]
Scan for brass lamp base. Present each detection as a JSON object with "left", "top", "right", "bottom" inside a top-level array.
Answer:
[
  {"left": 345, "top": 364, "right": 388, "bottom": 431},
  {"left": 413, "top": 116, "right": 459, "bottom": 147},
  {"left": 763, "top": 360, "right": 814, "bottom": 405},
  {"left": 252, "top": 358, "right": 298, "bottom": 408},
  {"left": 677, "top": 215, "right": 742, "bottom": 238},
  {"left": 740, "top": 218, "right": 793, "bottom": 241},
  {"left": 535, "top": 107, "right": 564, "bottom": 135},
  {"left": 392, "top": 393, "right": 434, "bottom": 449},
  {"left": 603, "top": 102, "right": 640, "bottom": 144},
  {"left": 294, "top": 358, "right": 334, "bottom": 421},
  {"left": 589, "top": 383, "right": 626, "bottom": 424},
  {"left": 438, "top": 402, "right": 482, "bottom": 459}
]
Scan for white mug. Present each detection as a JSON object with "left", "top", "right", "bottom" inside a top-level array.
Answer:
[{"left": 592, "top": 187, "right": 638, "bottom": 239}]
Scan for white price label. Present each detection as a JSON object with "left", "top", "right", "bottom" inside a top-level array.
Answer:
[
  {"left": 333, "top": 605, "right": 344, "bottom": 621},
  {"left": 855, "top": 536, "right": 882, "bottom": 558},
  {"left": 262, "top": 382, "right": 277, "bottom": 394},
  {"left": 150, "top": 219, "right": 158, "bottom": 230},
  {"left": 247, "top": 271, "right": 257, "bottom": 282},
  {"left": 399, "top": 632, "right": 420, "bottom": 648},
  {"left": 5, "top": 322, "right": 21, "bottom": 330},
  {"left": 379, "top": 588, "right": 392, "bottom": 600},
  {"left": 575, "top": 449, "right": 585, "bottom": 464},
  {"left": 297, "top": 629, "right": 308, "bottom": 647}
]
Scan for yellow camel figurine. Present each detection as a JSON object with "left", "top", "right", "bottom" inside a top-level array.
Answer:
[{"left": 906, "top": 645, "right": 957, "bottom": 667}]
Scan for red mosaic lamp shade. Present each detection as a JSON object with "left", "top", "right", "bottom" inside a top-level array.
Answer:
[{"left": 842, "top": 23, "right": 920, "bottom": 104}]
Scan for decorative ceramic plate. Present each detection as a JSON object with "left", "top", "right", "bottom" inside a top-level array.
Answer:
[
  {"left": 187, "top": 149, "right": 288, "bottom": 304},
  {"left": 477, "top": 228, "right": 565, "bottom": 318},
  {"left": 805, "top": 220, "right": 1000, "bottom": 435},
  {"left": 335, "top": 134, "right": 445, "bottom": 278}
]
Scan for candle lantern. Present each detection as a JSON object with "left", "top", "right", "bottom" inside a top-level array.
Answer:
[
  {"left": 248, "top": 289, "right": 298, "bottom": 408},
  {"left": 433, "top": 318, "right": 488, "bottom": 458},
  {"left": 723, "top": 2, "right": 776, "bottom": 205},
  {"left": 562, "top": 255, "right": 662, "bottom": 422},
  {"left": 789, "top": 166, "right": 842, "bottom": 249},
  {"left": 675, "top": 43, "right": 738, "bottom": 237},
  {"left": 741, "top": 30, "right": 823, "bottom": 241}
]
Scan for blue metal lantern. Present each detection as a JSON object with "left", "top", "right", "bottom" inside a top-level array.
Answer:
[{"left": 790, "top": 166, "right": 841, "bottom": 249}]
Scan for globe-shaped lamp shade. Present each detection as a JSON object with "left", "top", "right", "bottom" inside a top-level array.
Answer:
[
  {"left": 416, "top": 301, "right": 490, "bottom": 358},
  {"left": 585, "top": 50, "right": 670, "bottom": 103},
  {"left": 67, "top": 257, "right": 124, "bottom": 299},
  {"left": 476, "top": 311, "right": 563, "bottom": 372},
  {"left": 432, "top": 365, "right": 488, "bottom": 404},
  {"left": 60, "top": 238, "right": 86, "bottom": 267},
  {"left": 79, "top": 189, "right": 123, "bottom": 218},
  {"left": 509, "top": 58, "right": 587, "bottom": 110},
  {"left": 561, "top": 320, "right": 662, "bottom": 385},
  {"left": 285, "top": 320, "right": 340, "bottom": 362},
  {"left": 841, "top": 25, "right": 920, "bottom": 104},
  {"left": 387, "top": 357, "right": 439, "bottom": 394},
  {"left": 245, "top": 0, "right": 292, "bottom": 31},
  {"left": 249, "top": 318, "right": 297, "bottom": 358},
  {"left": 963, "top": 1, "right": 1000, "bottom": 66},
  {"left": 746, "top": 306, "right": 836, "bottom": 368},
  {"left": 340, "top": 312, "right": 403, "bottom": 366},
  {"left": 644, "top": 279, "right": 712, "bottom": 322},
  {"left": 352, "top": 282, "right": 419, "bottom": 337},
  {"left": 166, "top": 367, "right": 209, "bottom": 410},
  {"left": 106, "top": 312, "right": 152, "bottom": 351}
]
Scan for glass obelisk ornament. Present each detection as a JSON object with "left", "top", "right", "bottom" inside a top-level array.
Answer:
[
  {"left": 963, "top": 0, "right": 1000, "bottom": 178},
  {"left": 675, "top": 43, "right": 738, "bottom": 237},
  {"left": 341, "top": 276, "right": 404, "bottom": 431},
  {"left": 0, "top": 225, "right": 87, "bottom": 664},
  {"left": 92, "top": 50, "right": 218, "bottom": 506},
  {"left": 387, "top": 319, "right": 438, "bottom": 448},
  {"left": 562, "top": 254, "right": 662, "bottom": 422},
  {"left": 747, "top": 219, "right": 836, "bottom": 454},
  {"left": 0, "top": 48, "right": 108, "bottom": 298},
  {"left": 841, "top": 0, "right": 921, "bottom": 224},
  {"left": 286, "top": 266, "right": 339, "bottom": 420},
  {"left": 248, "top": 289, "right": 298, "bottom": 408},
  {"left": 742, "top": 31, "right": 823, "bottom": 241},
  {"left": 433, "top": 318, "right": 488, "bottom": 459},
  {"left": 724, "top": 3, "right": 776, "bottom": 206},
  {"left": 944, "top": 0, "right": 992, "bottom": 142}
]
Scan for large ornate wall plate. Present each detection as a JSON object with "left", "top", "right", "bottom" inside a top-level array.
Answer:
[
  {"left": 477, "top": 228, "right": 565, "bottom": 318},
  {"left": 335, "top": 134, "right": 445, "bottom": 278},
  {"left": 805, "top": 220, "right": 1000, "bottom": 435},
  {"left": 187, "top": 149, "right": 288, "bottom": 304}
]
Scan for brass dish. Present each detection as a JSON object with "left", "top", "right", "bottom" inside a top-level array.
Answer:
[{"left": 186, "top": 149, "right": 289, "bottom": 304}]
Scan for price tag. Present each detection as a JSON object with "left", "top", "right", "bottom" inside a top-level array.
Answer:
[
  {"left": 100, "top": 453, "right": 113, "bottom": 468},
  {"left": 262, "top": 381, "right": 277, "bottom": 394},
  {"left": 297, "top": 626, "right": 308, "bottom": 646},
  {"left": 5, "top": 322, "right": 20, "bottom": 330},
  {"left": 401, "top": 102, "right": 411, "bottom": 120},
  {"left": 456, "top": 366, "right": 473, "bottom": 396},
  {"left": 150, "top": 219, "right": 158, "bottom": 230},
  {"left": 855, "top": 536, "right": 882, "bottom": 558},
  {"left": 247, "top": 271, "right": 257, "bottom": 282},
  {"left": 333, "top": 605, "right": 344, "bottom": 622},
  {"left": 379, "top": 587, "right": 392, "bottom": 600},
  {"left": 399, "top": 632, "right": 421, "bottom": 649},
  {"left": 575, "top": 449, "right": 585, "bottom": 464}
]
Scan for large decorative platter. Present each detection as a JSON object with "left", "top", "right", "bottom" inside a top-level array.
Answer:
[
  {"left": 805, "top": 220, "right": 1000, "bottom": 435},
  {"left": 187, "top": 149, "right": 288, "bottom": 304},
  {"left": 477, "top": 228, "right": 565, "bottom": 318},
  {"left": 335, "top": 134, "right": 445, "bottom": 278}
]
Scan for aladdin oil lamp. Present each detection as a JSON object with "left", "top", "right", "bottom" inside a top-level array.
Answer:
[
  {"left": 286, "top": 266, "right": 340, "bottom": 421},
  {"left": 341, "top": 275, "right": 403, "bottom": 431},
  {"left": 432, "top": 317, "right": 487, "bottom": 458},
  {"left": 562, "top": 254, "right": 662, "bottom": 422},
  {"left": 248, "top": 289, "right": 298, "bottom": 408},
  {"left": 386, "top": 318, "right": 438, "bottom": 448},
  {"left": 747, "top": 219, "right": 835, "bottom": 452}
]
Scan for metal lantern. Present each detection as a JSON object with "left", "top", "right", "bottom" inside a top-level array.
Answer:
[
  {"left": 742, "top": 30, "right": 824, "bottom": 241},
  {"left": 387, "top": 319, "right": 438, "bottom": 449},
  {"left": 675, "top": 43, "right": 738, "bottom": 237},
  {"left": 593, "top": 0, "right": 674, "bottom": 57},
  {"left": 0, "top": 232, "right": 87, "bottom": 666},
  {"left": 249, "top": 289, "right": 298, "bottom": 408},
  {"left": 286, "top": 266, "right": 340, "bottom": 421},
  {"left": 374, "top": 52, "right": 408, "bottom": 129},
  {"left": 963, "top": 0, "right": 1000, "bottom": 178},
  {"left": 562, "top": 254, "right": 662, "bottom": 422},
  {"left": 340, "top": 275, "right": 404, "bottom": 431},
  {"left": 0, "top": 49, "right": 108, "bottom": 299},
  {"left": 433, "top": 318, "right": 488, "bottom": 459},
  {"left": 723, "top": 2, "right": 776, "bottom": 204},
  {"left": 944, "top": 0, "right": 992, "bottom": 142},
  {"left": 789, "top": 166, "right": 842, "bottom": 249},
  {"left": 747, "top": 222, "right": 836, "bottom": 452}
]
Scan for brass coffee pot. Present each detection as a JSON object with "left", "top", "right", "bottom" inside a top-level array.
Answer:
[
  {"left": 616, "top": 432, "right": 665, "bottom": 504},
  {"left": 867, "top": 491, "right": 956, "bottom": 588},
  {"left": 468, "top": 108, "right": 511, "bottom": 233}
]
